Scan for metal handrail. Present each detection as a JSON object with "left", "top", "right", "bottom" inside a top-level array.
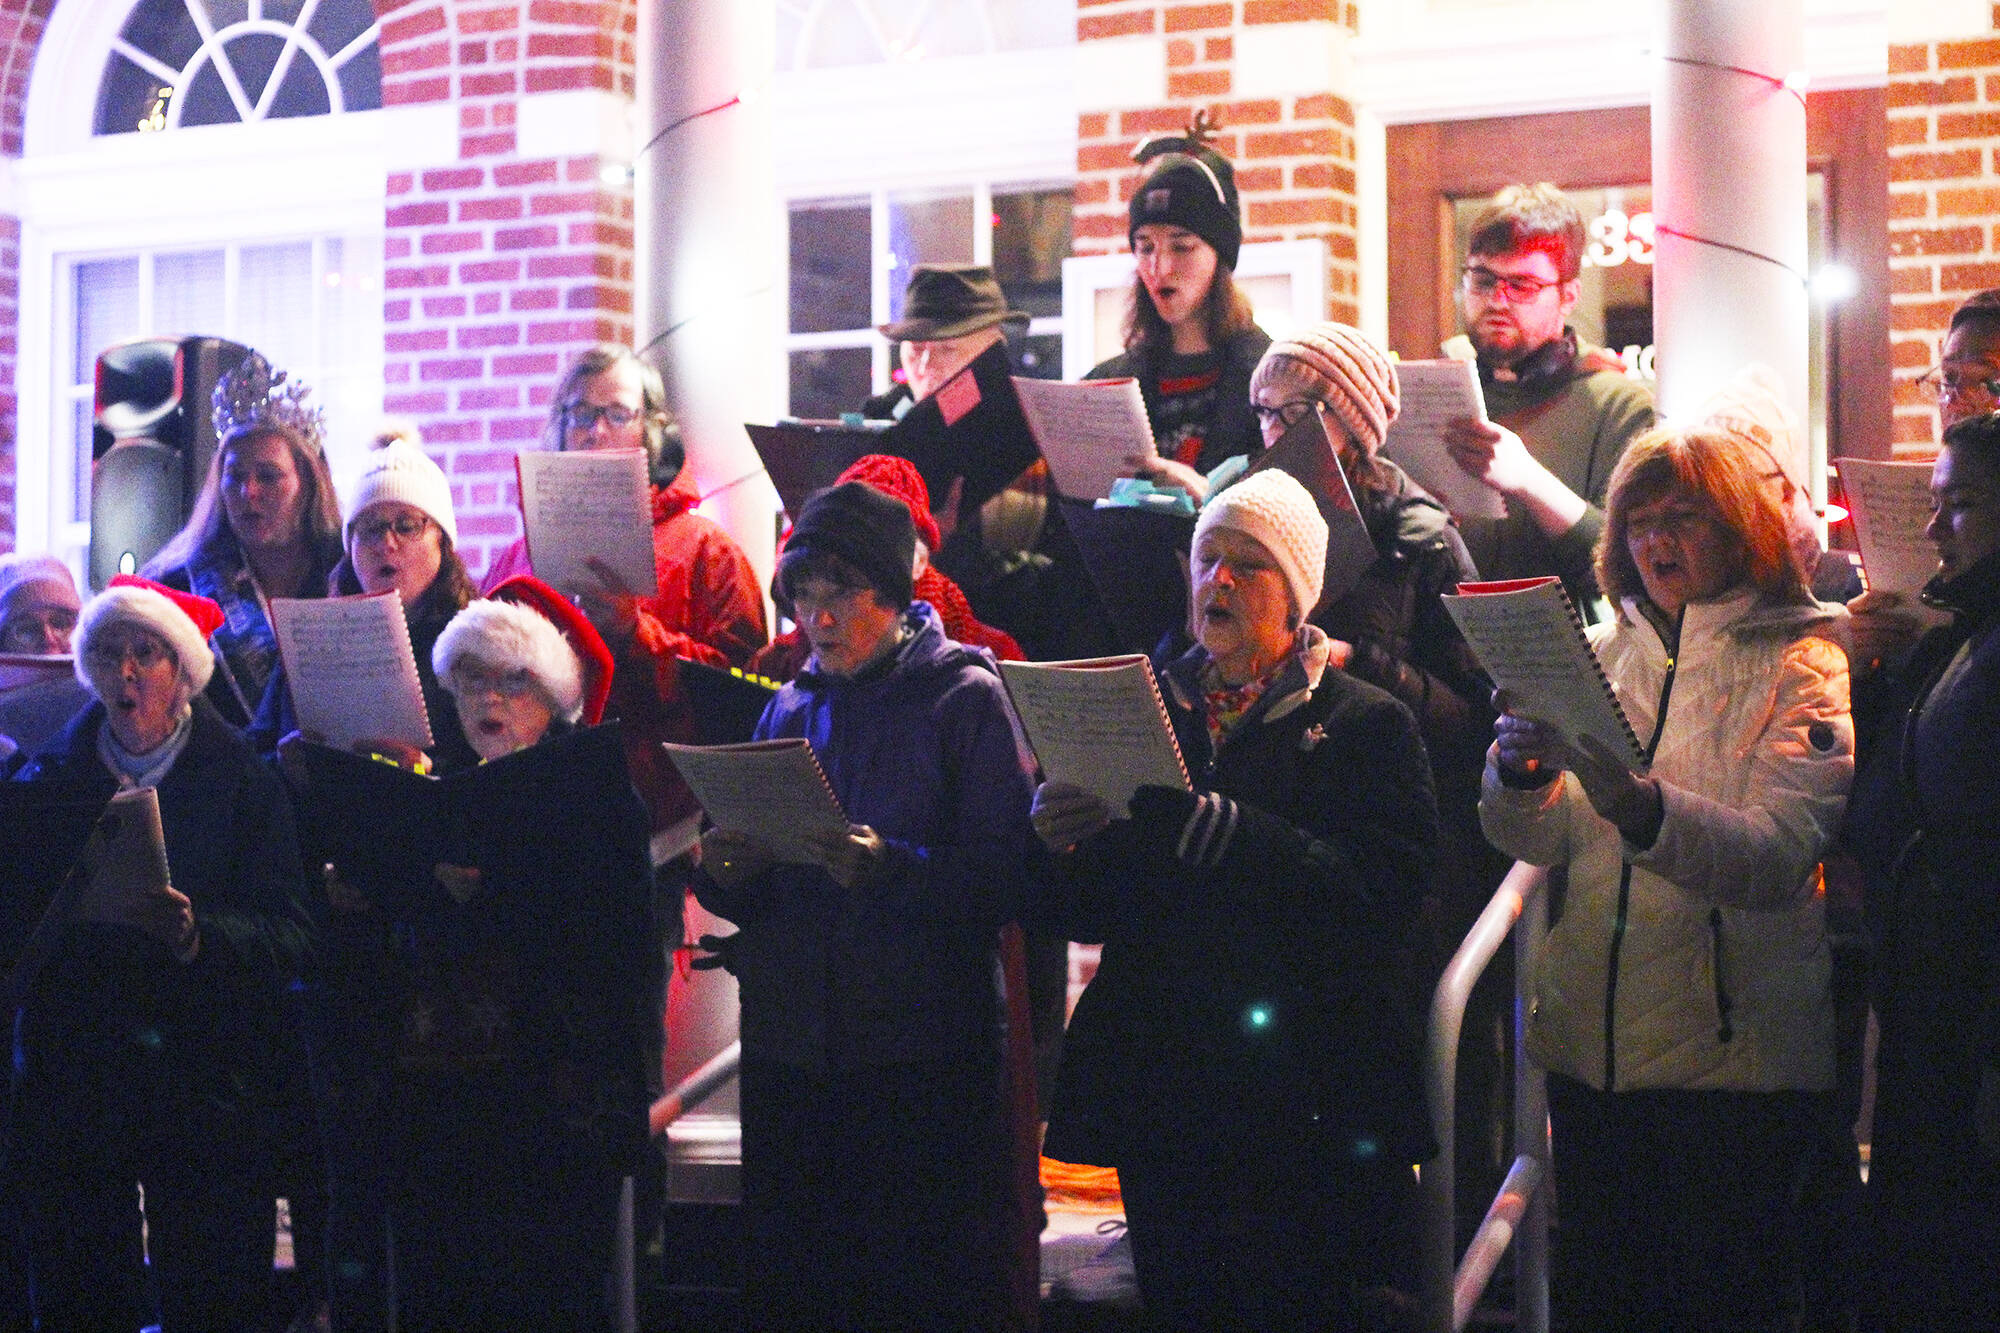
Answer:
[
  {"left": 1420, "top": 860, "right": 1550, "bottom": 1333},
  {"left": 649, "top": 1038, "right": 743, "bottom": 1136}
]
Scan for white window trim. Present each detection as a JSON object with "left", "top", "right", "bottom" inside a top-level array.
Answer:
[
  {"left": 10, "top": 2, "right": 457, "bottom": 561},
  {"left": 1060, "top": 241, "right": 1330, "bottom": 380}
]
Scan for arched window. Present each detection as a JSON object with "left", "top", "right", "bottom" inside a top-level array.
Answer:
[{"left": 97, "top": 0, "right": 382, "bottom": 135}]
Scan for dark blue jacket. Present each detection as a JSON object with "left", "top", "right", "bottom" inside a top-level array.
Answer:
[{"left": 694, "top": 603, "right": 1037, "bottom": 1069}]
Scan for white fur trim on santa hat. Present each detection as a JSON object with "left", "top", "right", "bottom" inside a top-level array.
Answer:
[
  {"left": 433, "top": 598, "right": 584, "bottom": 722},
  {"left": 74, "top": 585, "right": 215, "bottom": 694},
  {"left": 1195, "top": 468, "right": 1330, "bottom": 621},
  {"left": 344, "top": 438, "right": 458, "bottom": 545}
]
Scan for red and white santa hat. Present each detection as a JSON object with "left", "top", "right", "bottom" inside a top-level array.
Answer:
[
  {"left": 433, "top": 574, "right": 613, "bottom": 725},
  {"left": 74, "top": 574, "right": 225, "bottom": 693}
]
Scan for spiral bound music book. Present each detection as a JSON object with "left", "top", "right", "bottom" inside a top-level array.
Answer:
[
  {"left": 1441, "top": 575, "right": 1645, "bottom": 768},
  {"left": 999, "top": 654, "right": 1191, "bottom": 816},
  {"left": 271, "top": 591, "right": 434, "bottom": 754},
  {"left": 661, "top": 737, "right": 850, "bottom": 865}
]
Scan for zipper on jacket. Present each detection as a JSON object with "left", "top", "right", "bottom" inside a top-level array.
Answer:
[
  {"left": 1603, "top": 631, "right": 1679, "bottom": 1092},
  {"left": 1708, "top": 908, "right": 1734, "bottom": 1043}
]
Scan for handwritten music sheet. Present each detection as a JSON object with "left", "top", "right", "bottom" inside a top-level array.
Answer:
[
  {"left": 1841, "top": 458, "right": 1938, "bottom": 597},
  {"left": 999, "top": 655, "right": 1190, "bottom": 815},
  {"left": 1011, "top": 377, "right": 1158, "bottom": 502},
  {"left": 517, "top": 448, "right": 659, "bottom": 599},
  {"left": 1441, "top": 577, "right": 1644, "bottom": 767},
  {"left": 1380, "top": 359, "right": 1508, "bottom": 521},
  {"left": 271, "top": 591, "right": 434, "bottom": 753},
  {"left": 661, "top": 738, "right": 850, "bottom": 865}
]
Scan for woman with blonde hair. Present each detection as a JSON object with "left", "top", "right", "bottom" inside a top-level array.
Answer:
[
  {"left": 147, "top": 351, "right": 343, "bottom": 726},
  {"left": 1480, "top": 424, "right": 1854, "bottom": 1331}
]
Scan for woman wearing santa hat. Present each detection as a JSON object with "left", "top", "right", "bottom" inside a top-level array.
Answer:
[{"left": 7, "top": 575, "right": 315, "bottom": 1332}]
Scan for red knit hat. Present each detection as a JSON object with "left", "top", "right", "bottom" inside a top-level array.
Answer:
[
  {"left": 484, "top": 575, "right": 614, "bottom": 725},
  {"left": 836, "top": 454, "right": 943, "bottom": 552}
]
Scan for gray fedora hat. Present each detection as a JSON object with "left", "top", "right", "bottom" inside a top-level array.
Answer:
[{"left": 878, "top": 264, "right": 1030, "bottom": 342}]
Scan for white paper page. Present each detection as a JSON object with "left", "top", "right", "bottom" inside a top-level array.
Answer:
[
  {"left": 0, "top": 653, "right": 73, "bottom": 692},
  {"left": 1380, "top": 359, "right": 1508, "bottom": 521},
  {"left": 70, "top": 786, "right": 175, "bottom": 926},
  {"left": 1442, "top": 578, "right": 1643, "bottom": 767},
  {"left": 517, "top": 448, "right": 659, "bottom": 599},
  {"left": 662, "top": 738, "right": 850, "bottom": 866},
  {"left": 1840, "top": 458, "right": 1938, "bottom": 597},
  {"left": 998, "top": 656, "right": 1189, "bottom": 816},
  {"left": 1011, "top": 377, "right": 1157, "bottom": 502},
  {"left": 271, "top": 592, "right": 434, "bottom": 753}
]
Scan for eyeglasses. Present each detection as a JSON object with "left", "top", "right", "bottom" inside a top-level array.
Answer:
[
  {"left": 1917, "top": 366, "right": 2000, "bottom": 406},
  {"left": 450, "top": 666, "right": 539, "bottom": 698},
  {"left": 353, "top": 513, "right": 432, "bottom": 546},
  {"left": 1625, "top": 505, "right": 1720, "bottom": 542},
  {"left": 84, "top": 637, "right": 173, "bottom": 670},
  {"left": 1252, "top": 400, "right": 1318, "bottom": 433},
  {"left": 1461, "top": 265, "right": 1563, "bottom": 305},
  {"left": 564, "top": 402, "right": 641, "bottom": 433}
]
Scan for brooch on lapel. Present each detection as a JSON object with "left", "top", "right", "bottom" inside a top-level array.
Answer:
[{"left": 1300, "top": 723, "right": 1327, "bottom": 751}]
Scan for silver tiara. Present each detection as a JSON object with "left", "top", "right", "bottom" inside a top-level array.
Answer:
[{"left": 212, "top": 351, "right": 326, "bottom": 453}]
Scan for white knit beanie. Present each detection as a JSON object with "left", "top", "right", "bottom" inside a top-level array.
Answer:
[
  {"left": 344, "top": 437, "right": 458, "bottom": 546},
  {"left": 1195, "top": 469, "right": 1329, "bottom": 619},
  {"left": 74, "top": 583, "right": 217, "bottom": 694},
  {"left": 433, "top": 598, "right": 585, "bottom": 723}
]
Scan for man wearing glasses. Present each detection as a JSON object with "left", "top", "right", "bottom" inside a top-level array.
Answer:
[
  {"left": 1924, "top": 288, "right": 2000, "bottom": 432},
  {"left": 1440, "top": 183, "right": 1655, "bottom": 615}
]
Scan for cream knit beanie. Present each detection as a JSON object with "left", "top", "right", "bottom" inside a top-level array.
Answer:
[
  {"left": 1250, "top": 322, "right": 1400, "bottom": 456},
  {"left": 1195, "top": 469, "right": 1329, "bottom": 619},
  {"left": 345, "top": 437, "right": 458, "bottom": 546}
]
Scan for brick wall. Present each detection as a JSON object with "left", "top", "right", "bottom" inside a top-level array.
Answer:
[
  {"left": 377, "top": 0, "right": 637, "bottom": 577},
  {"left": 0, "top": 0, "right": 50, "bottom": 554},
  {"left": 1074, "top": 0, "right": 1362, "bottom": 324},
  {"left": 1888, "top": 12, "right": 2000, "bottom": 454}
]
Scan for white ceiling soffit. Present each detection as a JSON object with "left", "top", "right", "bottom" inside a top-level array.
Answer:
[
  {"left": 773, "top": 46, "right": 1076, "bottom": 195},
  {"left": 1355, "top": 1, "right": 1888, "bottom": 126}
]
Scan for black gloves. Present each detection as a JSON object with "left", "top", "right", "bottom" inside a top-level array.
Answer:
[{"left": 1130, "top": 784, "right": 1242, "bottom": 870}]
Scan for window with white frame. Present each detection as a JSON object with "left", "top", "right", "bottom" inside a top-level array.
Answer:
[
  {"left": 97, "top": 0, "right": 382, "bottom": 135},
  {"left": 15, "top": 0, "right": 391, "bottom": 574},
  {"left": 785, "top": 182, "right": 1073, "bottom": 418},
  {"left": 56, "top": 237, "right": 384, "bottom": 528}
]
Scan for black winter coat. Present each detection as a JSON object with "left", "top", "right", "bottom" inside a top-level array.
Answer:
[
  {"left": 1086, "top": 325, "right": 1271, "bottom": 474},
  {"left": 1036, "top": 632, "right": 1439, "bottom": 1178},
  {"left": 11, "top": 695, "right": 317, "bottom": 1111}
]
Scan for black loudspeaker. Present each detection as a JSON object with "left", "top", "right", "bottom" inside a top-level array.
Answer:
[{"left": 88, "top": 336, "right": 251, "bottom": 590}]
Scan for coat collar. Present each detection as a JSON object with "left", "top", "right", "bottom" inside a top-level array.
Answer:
[{"left": 1163, "top": 623, "right": 1334, "bottom": 729}]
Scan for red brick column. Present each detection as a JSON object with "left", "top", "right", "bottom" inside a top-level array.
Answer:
[
  {"left": 1074, "top": 0, "right": 1362, "bottom": 324},
  {"left": 1889, "top": 15, "right": 2000, "bottom": 452},
  {"left": 0, "top": 0, "right": 52, "bottom": 553},
  {"left": 377, "top": 0, "right": 637, "bottom": 576}
]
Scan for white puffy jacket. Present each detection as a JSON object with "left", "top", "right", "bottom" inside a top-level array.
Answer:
[{"left": 1480, "top": 589, "right": 1854, "bottom": 1093}]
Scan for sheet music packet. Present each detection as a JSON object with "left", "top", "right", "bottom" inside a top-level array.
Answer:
[
  {"left": 661, "top": 738, "right": 850, "bottom": 865},
  {"left": 1380, "top": 359, "right": 1509, "bottom": 522},
  {"left": 1010, "top": 376, "right": 1158, "bottom": 502},
  {"left": 8, "top": 787, "right": 175, "bottom": 1005},
  {"left": 998, "top": 655, "right": 1190, "bottom": 816},
  {"left": 1839, "top": 458, "right": 1939, "bottom": 597},
  {"left": 1243, "top": 405, "right": 1379, "bottom": 609},
  {"left": 271, "top": 591, "right": 434, "bottom": 753},
  {"left": 1441, "top": 576, "right": 1646, "bottom": 768},
  {"left": 0, "top": 653, "right": 73, "bottom": 692},
  {"left": 516, "top": 447, "right": 659, "bottom": 599}
]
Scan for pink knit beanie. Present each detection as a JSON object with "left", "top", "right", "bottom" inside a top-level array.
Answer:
[{"left": 1250, "top": 322, "right": 1400, "bottom": 456}]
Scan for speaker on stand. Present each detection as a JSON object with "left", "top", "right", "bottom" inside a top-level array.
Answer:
[{"left": 87, "top": 336, "right": 252, "bottom": 591}]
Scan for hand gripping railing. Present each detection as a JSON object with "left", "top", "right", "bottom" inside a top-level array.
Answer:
[{"left": 1420, "top": 861, "right": 1550, "bottom": 1333}]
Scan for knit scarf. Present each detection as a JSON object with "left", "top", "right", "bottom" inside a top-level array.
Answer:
[{"left": 97, "top": 704, "right": 194, "bottom": 790}]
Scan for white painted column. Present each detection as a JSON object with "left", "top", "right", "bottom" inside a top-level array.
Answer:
[
  {"left": 1651, "top": 0, "right": 1811, "bottom": 493},
  {"left": 636, "top": 0, "right": 781, "bottom": 595},
  {"left": 634, "top": 0, "right": 782, "bottom": 1131}
]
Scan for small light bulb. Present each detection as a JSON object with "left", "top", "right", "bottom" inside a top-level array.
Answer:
[
  {"left": 1781, "top": 69, "right": 1809, "bottom": 95},
  {"left": 1811, "top": 263, "right": 1857, "bottom": 305}
]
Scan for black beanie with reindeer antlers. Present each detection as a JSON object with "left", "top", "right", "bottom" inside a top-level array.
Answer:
[{"left": 1127, "top": 112, "right": 1243, "bottom": 270}]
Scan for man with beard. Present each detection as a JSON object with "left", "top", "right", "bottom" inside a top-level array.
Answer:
[{"left": 1442, "top": 183, "right": 1654, "bottom": 615}]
